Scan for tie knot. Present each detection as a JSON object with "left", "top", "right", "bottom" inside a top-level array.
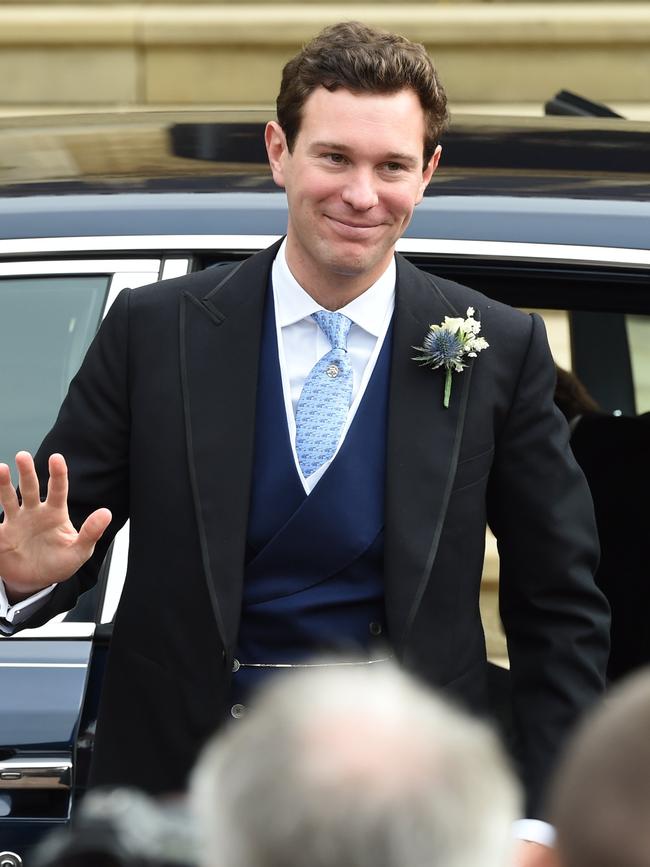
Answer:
[{"left": 312, "top": 310, "right": 352, "bottom": 351}]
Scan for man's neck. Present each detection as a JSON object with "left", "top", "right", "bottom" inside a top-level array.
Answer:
[
  {"left": 283, "top": 248, "right": 395, "bottom": 310},
  {"left": 300, "top": 284, "right": 367, "bottom": 311}
]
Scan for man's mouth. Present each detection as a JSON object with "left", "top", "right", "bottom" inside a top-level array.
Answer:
[{"left": 325, "top": 215, "right": 383, "bottom": 234}]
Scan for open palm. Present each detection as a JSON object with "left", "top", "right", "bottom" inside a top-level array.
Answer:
[{"left": 0, "top": 451, "right": 111, "bottom": 601}]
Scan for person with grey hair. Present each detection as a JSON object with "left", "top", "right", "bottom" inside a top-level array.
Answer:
[
  {"left": 191, "top": 662, "right": 521, "bottom": 867},
  {"left": 547, "top": 668, "right": 650, "bottom": 867}
]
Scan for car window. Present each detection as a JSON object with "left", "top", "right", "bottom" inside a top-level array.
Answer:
[
  {"left": 627, "top": 314, "right": 650, "bottom": 413},
  {"left": 0, "top": 261, "right": 163, "bottom": 634},
  {"left": 483, "top": 302, "right": 649, "bottom": 666},
  {"left": 524, "top": 308, "right": 571, "bottom": 367},
  {"left": 0, "top": 275, "right": 108, "bottom": 475}
]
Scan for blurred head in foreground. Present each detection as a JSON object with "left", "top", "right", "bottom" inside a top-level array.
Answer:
[
  {"left": 191, "top": 662, "right": 520, "bottom": 867},
  {"left": 549, "top": 668, "right": 650, "bottom": 867}
]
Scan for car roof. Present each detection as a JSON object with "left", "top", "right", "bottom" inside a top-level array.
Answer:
[{"left": 0, "top": 109, "right": 649, "bottom": 249}]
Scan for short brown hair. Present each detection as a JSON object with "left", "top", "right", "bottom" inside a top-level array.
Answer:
[
  {"left": 554, "top": 366, "right": 600, "bottom": 422},
  {"left": 276, "top": 21, "right": 449, "bottom": 165}
]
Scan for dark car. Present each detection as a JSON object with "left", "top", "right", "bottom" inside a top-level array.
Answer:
[{"left": 1, "top": 107, "right": 649, "bottom": 864}]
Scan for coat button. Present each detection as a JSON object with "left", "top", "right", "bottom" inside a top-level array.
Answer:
[
  {"left": 232, "top": 658, "right": 241, "bottom": 673},
  {"left": 231, "top": 704, "right": 246, "bottom": 719},
  {"left": 369, "top": 621, "right": 382, "bottom": 636}
]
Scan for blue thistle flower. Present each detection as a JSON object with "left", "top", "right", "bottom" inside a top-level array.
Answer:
[{"left": 421, "top": 328, "right": 463, "bottom": 368}]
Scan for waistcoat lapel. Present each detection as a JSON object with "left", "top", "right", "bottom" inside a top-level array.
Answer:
[
  {"left": 245, "top": 281, "right": 306, "bottom": 557},
  {"left": 245, "top": 320, "right": 393, "bottom": 603},
  {"left": 385, "top": 255, "right": 474, "bottom": 654}
]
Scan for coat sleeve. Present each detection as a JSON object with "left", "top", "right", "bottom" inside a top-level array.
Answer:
[
  {"left": 487, "top": 312, "right": 610, "bottom": 818},
  {"left": 6, "top": 287, "right": 132, "bottom": 630}
]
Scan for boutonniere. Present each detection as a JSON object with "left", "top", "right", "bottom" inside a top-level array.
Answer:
[{"left": 413, "top": 307, "right": 489, "bottom": 408}]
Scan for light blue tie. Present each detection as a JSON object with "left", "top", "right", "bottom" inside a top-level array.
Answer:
[{"left": 295, "top": 311, "right": 354, "bottom": 477}]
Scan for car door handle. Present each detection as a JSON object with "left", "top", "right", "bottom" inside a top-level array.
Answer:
[{"left": 0, "top": 756, "right": 72, "bottom": 789}]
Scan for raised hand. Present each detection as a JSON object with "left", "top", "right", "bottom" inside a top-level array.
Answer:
[{"left": 0, "top": 451, "right": 112, "bottom": 602}]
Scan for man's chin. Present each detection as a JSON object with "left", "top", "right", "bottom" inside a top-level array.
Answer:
[{"left": 321, "top": 245, "right": 394, "bottom": 280}]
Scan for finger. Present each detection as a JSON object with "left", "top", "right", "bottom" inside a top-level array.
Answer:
[
  {"left": 0, "top": 463, "right": 20, "bottom": 517},
  {"left": 46, "top": 453, "right": 70, "bottom": 511},
  {"left": 76, "top": 508, "right": 112, "bottom": 555},
  {"left": 15, "top": 451, "right": 41, "bottom": 508}
]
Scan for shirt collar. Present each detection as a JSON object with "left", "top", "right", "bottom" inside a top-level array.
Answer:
[{"left": 272, "top": 238, "right": 395, "bottom": 337}]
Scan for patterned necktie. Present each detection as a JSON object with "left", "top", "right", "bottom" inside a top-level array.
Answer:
[{"left": 295, "top": 310, "right": 354, "bottom": 477}]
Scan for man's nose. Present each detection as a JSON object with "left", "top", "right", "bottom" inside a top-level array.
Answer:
[{"left": 341, "top": 170, "right": 379, "bottom": 210}]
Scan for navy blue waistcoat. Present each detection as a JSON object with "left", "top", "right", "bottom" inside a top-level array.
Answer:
[{"left": 231, "top": 285, "right": 392, "bottom": 704}]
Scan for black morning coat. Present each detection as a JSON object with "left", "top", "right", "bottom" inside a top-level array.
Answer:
[{"left": 14, "top": 239, "right": 610, "bottom": 817}]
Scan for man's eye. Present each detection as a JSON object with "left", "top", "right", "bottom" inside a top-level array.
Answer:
[
  {"left": 384, "top": 162, "right": 405, "bottom": 173},
  {"left": 325, "top": 153, "right": 346, "bottom": 164}
]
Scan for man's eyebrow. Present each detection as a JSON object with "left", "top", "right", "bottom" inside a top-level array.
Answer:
[
  {"left": 384, "top": 153, "right": 419, "bottom": 167},
  {"left": 310, "top": 141, "right": 420, "bottom": 166},
  {"left": 310, "top": 141, "right": 351, "bottom": 153}
]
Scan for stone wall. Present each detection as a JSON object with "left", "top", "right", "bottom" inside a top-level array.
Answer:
[{"left": 1, "top": 3, "right": 650, "bottom": 111}]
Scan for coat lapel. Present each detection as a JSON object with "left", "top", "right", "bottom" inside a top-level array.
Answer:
[
  {"left": 385, "top": 255, "right": 474, "bottom": 654},
  {"left": 180, "top": 240, "right": 282, "bottom": 651}
]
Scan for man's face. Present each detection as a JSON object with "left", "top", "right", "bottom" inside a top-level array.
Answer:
[{"left": 265, "top": 87, "right": 441, "bottom": 300}]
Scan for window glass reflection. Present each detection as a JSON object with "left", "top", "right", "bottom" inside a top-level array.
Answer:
[{"left": 0, "top": 276, "right": 107, "bottom": 479}]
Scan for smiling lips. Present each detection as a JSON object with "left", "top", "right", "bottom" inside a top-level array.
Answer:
[{"left": 325, "top": 214, "right": 385, "bottom": 236}]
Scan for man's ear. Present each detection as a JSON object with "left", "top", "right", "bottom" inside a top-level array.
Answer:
[
  {"left": 416, "top": 144, "right": 442, "bottom": 203},
  {"left": 265, "top": 121, "right": 288, "bottom": 189}
]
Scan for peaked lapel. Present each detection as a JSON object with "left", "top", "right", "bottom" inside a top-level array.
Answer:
[
  {"left": 385, "top": 255, "right": 474, "bottom": 653},
  {"left": 180, "top": 239, "right": 283, "bottom": 651}
]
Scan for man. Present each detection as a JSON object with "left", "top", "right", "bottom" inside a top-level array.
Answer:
[
  {"left": 547, "top": 669, "right": 650, "bottom": 867},
  {"left": 191, "top": 662, "right": 521, "bottom": 867},
  {"left": 0, "top": 21, "right": 608, "bottom": 864}
]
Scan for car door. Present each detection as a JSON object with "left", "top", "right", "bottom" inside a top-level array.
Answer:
[
  {"left": 0, "top": 254, "right": 189, "bottom": 862},
  {"left": 395, "top": 236, "right": 650, "bottom": 664}
]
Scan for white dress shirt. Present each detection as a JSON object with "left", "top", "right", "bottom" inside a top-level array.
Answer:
[{"left": 272, "top": 238, "right": 394, "bottom": 493}]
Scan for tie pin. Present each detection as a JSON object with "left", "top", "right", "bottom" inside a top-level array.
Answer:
[{"left": 325, "top": 363, "right": 340, "bottom": 379}]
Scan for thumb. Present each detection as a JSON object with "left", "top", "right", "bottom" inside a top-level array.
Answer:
[{"left": 77, "top": 508, "right": 112, "bottom": 553}]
